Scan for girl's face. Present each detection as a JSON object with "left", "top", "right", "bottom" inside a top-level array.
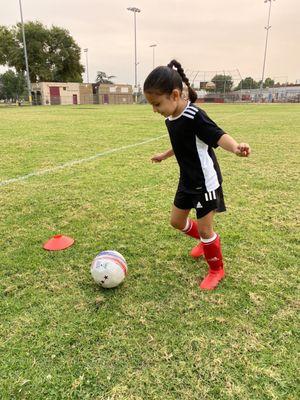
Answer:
[{"left": 144, "top": 90, "right": 184, "bottom": 118}]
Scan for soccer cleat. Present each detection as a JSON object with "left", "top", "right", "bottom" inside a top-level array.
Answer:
[
  {"left": 199, "top": 269, "right": 225, "bottom": 290},
  {"left": 190, "top": 242, "right": 204, "bottom": 258}
]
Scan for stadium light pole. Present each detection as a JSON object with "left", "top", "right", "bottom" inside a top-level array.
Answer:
[
  {"left": 84, "top": 48, "right": 89, "bottom": 83},
  {"left": 237, "top": 68, "right": 243, "bottom": 99},
  {"left": 127, "top": 7, "right": 141, "bottom": 102},
  {"left": 18, "top": 0, "right": 32, "bottom": 105},
  {"left": 192, "top": 71, "right": 199, "bottom": 87},
  {"left": 260, "top": 0, "right": 275, "bottom": 100},
  {"left": 149, "top": 44, "right": 157, "bottom": 70}
]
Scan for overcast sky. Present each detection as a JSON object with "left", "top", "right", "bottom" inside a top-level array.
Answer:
[{"left": 1, "top": 0, "right": 299, "bottom": 85}]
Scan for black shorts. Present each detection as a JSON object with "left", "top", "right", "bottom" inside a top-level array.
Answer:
[{"left": 174, "top": 186, "right": 226, "bottom": 219}]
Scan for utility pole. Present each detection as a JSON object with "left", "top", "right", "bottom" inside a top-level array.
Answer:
[
  {"left": 84, "top": 48, "right": 89, "bottom": 83},
  {"left": 127, "top": 7, "right": 141, "bottom": 103},
  {"left": 260, "top": 0, "right": 276, "bottom": 100},
  {"left": 18, "top": 0, "right": 32, "bottom": 105},
  {"left": 149, "top": 44, "right": 157, "bottom": 70}
]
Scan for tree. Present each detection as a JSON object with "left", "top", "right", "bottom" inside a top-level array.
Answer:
[
  {"left": 0, "top": 70, "right": 26, "bottom": 101},
  {"left": 235, "top": 77, "right": 259, "bottom": 91},
  {"left": 0, "top": 21, "right": 84, "bottom": 82},
  {"left": 211, "top": 74, "right": 233, "bottom": 92},
  {"left": 264, "top": 77, "right": 275, "bottom": 88},
  {"left": 256, "top": 77, "right": 275, "bottom": 89},
  {"left": 0, "top": 26, "right": 15, "bottom": 66},
  {"left": 95, "top": 71, "right": 116, "bottom": 84},
  {"left": 47, "top": 26, "right": 84, "bottom": 82}
]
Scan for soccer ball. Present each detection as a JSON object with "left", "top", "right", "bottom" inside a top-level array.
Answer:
[{"left": 91, "top": 250, "right": 128, "bottom": 288}]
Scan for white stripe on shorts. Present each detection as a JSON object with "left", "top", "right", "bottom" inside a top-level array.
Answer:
[{"left": 205, "top": 190, "right": 216, "bottom": 201}]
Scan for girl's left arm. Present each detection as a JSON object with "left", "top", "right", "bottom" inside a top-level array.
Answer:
[{"left": 217, "top": 134, "right": 251, "bottom": 157}]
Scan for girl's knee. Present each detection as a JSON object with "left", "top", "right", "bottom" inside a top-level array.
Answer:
[
  {"left": 170, "top": 217, "right": 185, "bottom": 230},
  {"left": 198, "top": 226, "right": 213, "bottom": 239}
]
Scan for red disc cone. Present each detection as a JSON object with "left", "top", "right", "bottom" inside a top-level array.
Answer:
[{"left": 43, "top": 235, "right": 74, "bottom": 251}]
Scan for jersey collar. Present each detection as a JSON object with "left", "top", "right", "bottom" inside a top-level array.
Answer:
[{"left": 168, "top": 101, "right": 190, "bottom": 121}]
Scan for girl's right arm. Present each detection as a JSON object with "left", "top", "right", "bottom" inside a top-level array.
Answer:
[
  {"left": 217, "top": 134, "right": 251, "bottom": 157},
  {"left": 151, "top": 148, "right": 174, "bottom": 163}
]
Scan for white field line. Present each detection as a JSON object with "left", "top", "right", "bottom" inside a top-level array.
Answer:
[
  {"left": 0, "top": 110, "right": 247, "bottom": 189},
  {"left": 0, "top": 134, "right": 167, "bottom": 188}
]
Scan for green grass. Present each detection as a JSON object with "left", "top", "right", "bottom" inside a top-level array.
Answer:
[{"left": 0, "top": 103, "right": 299, "bottom": 399}]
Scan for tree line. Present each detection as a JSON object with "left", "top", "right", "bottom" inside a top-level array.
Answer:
[
  {"left": 0, "top": 21, "right": 84, "bottom": 83},
  {"left": 201, "top": 75, "right": 277, "bottom": 92},
  {"left": 0, "top": 20, "right": 287, "bottom": 101},
  {"left": 0, "top": 21, "right": 117, "bottom": 101}
]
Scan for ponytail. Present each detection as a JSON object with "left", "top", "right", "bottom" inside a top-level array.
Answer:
[
  {"left": 143, "top": 59, "right": 198, "bottom": 103},
  {"left": 167, "top": 60, "right": 198, "bottom": 103}
]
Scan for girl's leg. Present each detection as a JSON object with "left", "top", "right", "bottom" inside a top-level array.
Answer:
[
  {"left": 170, "top": 205, "right": 200, "bottom": 239},
  {"left": 197, "top": 211, "right": 224, "bottom": 290},
  {"left": 196, "top": 210, "right": 215, "bottom": 239}
]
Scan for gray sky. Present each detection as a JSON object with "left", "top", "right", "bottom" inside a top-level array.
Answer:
[{"left": 1, "top": 0, "right": 300, "bottom": 85}]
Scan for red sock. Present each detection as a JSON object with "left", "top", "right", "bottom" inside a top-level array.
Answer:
[
  {"left": 182, "top": 219, "right": 200, "bottom": 239},
  {"left": 200, "top": 234, "right": 224, "bottom": 290},
  {"left": 203, "top": 234, "right": 223, "bottom": 271}
]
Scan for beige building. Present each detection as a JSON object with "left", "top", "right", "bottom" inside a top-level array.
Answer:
[
  {"left": 31, "top": 82, "right": 93, "bottom": 105},
  {"left": 79, "top": 84, "right": 94, "bottom": 104},
  {"left": 96, "top": 84, "right": 133, "bottom": 104},
  {"left": 31, "top": 82, "right": 133, "bottom": 105}
]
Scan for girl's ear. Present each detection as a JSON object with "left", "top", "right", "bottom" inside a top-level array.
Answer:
[{"left": 171, "top": 89, "right": 181, "bottom": 101}]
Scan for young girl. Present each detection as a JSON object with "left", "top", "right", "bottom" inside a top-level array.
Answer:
[{"left": 143, "top": 59, "right": 251, "bottom": 290}]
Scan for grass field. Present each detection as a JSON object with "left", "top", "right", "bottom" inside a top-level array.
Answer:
[{"left": 0, "top": 103, "right": 299, "bottom": 399}]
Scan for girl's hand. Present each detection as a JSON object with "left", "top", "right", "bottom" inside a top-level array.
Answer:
[
  {"left": 235, "top": 143, "right": 251, "bottom": 157},
  {"left": 151, "top": 153, "right": 166, "bottom": 163}
]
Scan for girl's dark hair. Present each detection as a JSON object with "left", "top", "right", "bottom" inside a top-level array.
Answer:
[{"left": 143, "top": 59, "right": 197, "bottom": 103}]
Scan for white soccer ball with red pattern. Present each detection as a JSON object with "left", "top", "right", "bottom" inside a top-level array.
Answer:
[{"left": 91, "top": 250, "right": 128, "bottom": 288}]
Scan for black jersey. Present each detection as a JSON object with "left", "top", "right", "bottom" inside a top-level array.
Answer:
[{"left": 165, "top": 102, "right": 225, "bottom": 193}]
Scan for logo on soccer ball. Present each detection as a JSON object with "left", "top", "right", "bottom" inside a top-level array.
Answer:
[{"left": 91, "top": 250, "right": 128, "bottom": 288}]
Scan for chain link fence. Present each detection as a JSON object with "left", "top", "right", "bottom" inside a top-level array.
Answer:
[{"left": 1, "top": 88, "right": 299, "bottom": 106}]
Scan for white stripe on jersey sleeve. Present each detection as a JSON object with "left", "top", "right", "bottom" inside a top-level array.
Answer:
[
  {"left": 184, "top": 108, "right": 197, "bottom": 116},
  {"left": 189, "top": 105, "right": 198, "bottom": 112},
  {"left": 183, "top": 113, "right": 195, "bottom": 119}
]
